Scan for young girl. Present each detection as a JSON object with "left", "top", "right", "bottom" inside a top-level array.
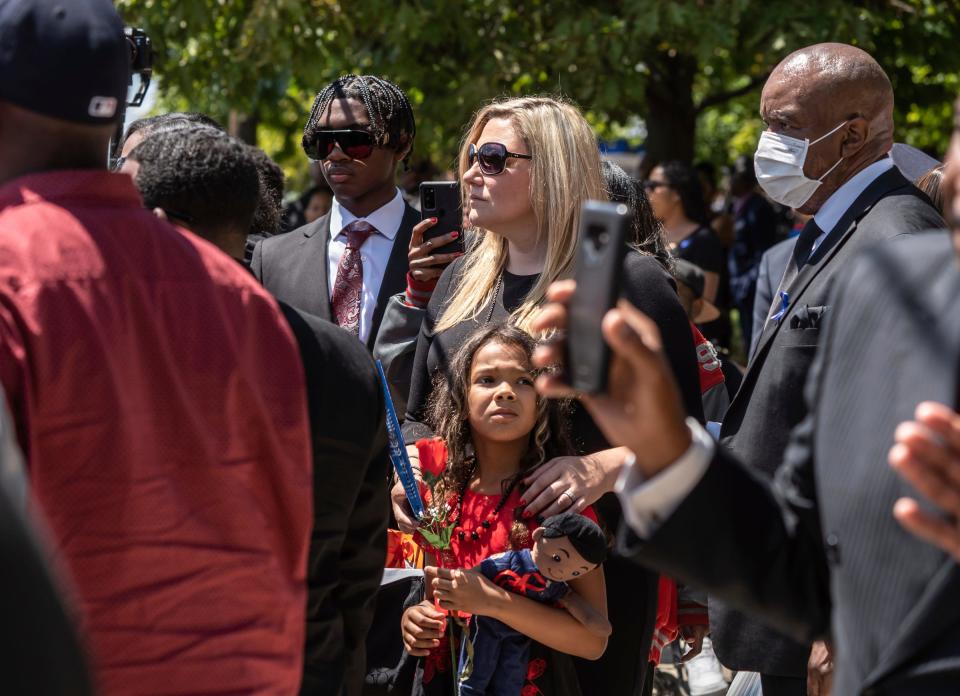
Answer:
[{"left": 400, "top": 323, "right": 608, "bottom": 696}]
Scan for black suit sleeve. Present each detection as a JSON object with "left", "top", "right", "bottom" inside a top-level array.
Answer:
[
  {"left": 333, "top": 414, "right": 390, "bottom": 696},
  {"left": 282, "top": 308, "right": 389, "bottom": 696},
  {"left": 621, "top": 268, "right": 838, "bottom": 644}
]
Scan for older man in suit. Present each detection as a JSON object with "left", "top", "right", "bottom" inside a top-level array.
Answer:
[
  {"left": 706, "top": 42, "right": 943, "bottom": 695},
  {"left": 536, "top": 42, "right": 945, "bottom": 696},
  {"left": 252, "top": 75, "right": 420, "bottom": 350},
  {"left": 531, "top": 97, "right": 960, "bottom": 696}
]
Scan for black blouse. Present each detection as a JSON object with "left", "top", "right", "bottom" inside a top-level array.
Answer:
[
  {"left": 402, "top": 250, "right": 704, "bottom": 449},
  {"left": 672, "top": 225, "right": 725, "bottom": 275}
]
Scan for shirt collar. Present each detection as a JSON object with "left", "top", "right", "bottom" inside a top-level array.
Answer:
[
  {"left": 329, "top": 188, "right": 405, "bottom": 241},
  {"left": 813, "top": 158, "right": 893, "bottom": 235}
]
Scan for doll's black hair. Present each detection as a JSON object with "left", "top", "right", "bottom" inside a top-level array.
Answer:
[{"left": 541, "top": 512, "right": 608, "bottom": 565}]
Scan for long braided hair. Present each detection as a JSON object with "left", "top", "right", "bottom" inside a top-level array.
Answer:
[
  {"left": 426, "top": 323, "right": 571, "bottom": 548},
  {"left": 301, "top": 74, "right": 416, "bottom": 164}
]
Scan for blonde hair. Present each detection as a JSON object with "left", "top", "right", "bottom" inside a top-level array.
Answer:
[{"left": 433, "top": 96, "right": 606, "bottom": 333}]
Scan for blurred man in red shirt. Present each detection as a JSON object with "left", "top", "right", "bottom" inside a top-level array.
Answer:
[{"left": 0, "top": 1, "right": 312, "bottom": 694}]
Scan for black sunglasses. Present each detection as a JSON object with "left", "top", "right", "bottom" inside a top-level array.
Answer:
[
  {"left": 468, "top": 142, "right": 532, "bottom": 175},
  {"left": 641, "top": 180, "right": 671, "bottom": 191},
  {"left": 305, "top": 129, "right": 375, "bottom": 161}
]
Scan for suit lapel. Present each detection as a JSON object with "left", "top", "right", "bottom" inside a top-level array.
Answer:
[
  {"left": 865, "top": 252, "right": 960, "bottom": 688},
  {"left": 743, "top": 168, "right": 911, "bottom": 382},
  {"left": 302, "top": 212, "right": 332, "bottom": 321},
  {"left": 366, "top": 203, "right": 418, "bottom": 349}
]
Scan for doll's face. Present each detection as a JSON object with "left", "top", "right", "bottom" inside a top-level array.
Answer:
[
  {"left": 467, "top": 340, "right": 538, "bottom": 444},
  {"left": 531, "top": 529, "right": 598, "bottom": 582}
]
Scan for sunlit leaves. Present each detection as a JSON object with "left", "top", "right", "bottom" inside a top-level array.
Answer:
[{"left": 117, "top": 0, "right": 959, "bottom": 186}]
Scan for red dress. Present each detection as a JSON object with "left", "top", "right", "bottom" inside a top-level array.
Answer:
[{"left": 413, "top": 439, "right": 599, "bottom": 696}]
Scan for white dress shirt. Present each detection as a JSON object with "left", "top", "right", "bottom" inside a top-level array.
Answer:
[
  {"left": 617, "top": 158, "right": 894, "bottom": 539},
  {"left": 614, "top": 419, "right": 715, "bottom": 538},
  {"left": 810, "top": 157, "right": 893, "bottom": 253},
  {"left": 328, "top": 189, "right": 405, "bottom": 344}
]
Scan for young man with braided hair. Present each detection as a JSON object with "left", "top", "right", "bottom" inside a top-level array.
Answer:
[{"left": 252, "top": 75, "right": 451, "bottom": 351}]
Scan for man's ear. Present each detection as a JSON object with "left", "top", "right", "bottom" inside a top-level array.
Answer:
[
  {"left": 152, "top": 207, "right": 168, "bottom": 221},
  {"left": 532, "top": 528, "right": 545, "bottom": 543},
  {"left": 840, "top": 116, "right": 870, "bottom": 159},
  {"left": 394, "top": 135, "right": 413, "bottom": 165}
]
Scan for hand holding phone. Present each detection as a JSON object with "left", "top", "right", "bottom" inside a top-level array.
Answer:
[
  {"left": 530, "top": 281, "right": 693, "bottom": 479},
  {"left": 419, "top": 181, "right": 464, "bottom": 257},
  {"left": 408, "top": 218, "right": 461, "bottom": 283},
  {"left": 566, "top": 200, "right": 630, "bottom": 394}
]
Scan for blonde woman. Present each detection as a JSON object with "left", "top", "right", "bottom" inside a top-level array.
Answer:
[{"left": 396, "top": 96, "right": 704, "bottom": 695}]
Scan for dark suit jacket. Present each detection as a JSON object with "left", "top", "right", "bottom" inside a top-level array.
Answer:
[
  {"left": 749, "top": 237, "right": 795, "bottom": 359},
  {"left": 279, "top": 305, "right": 390, "bottom": 696},
  {"left": 252, "top": 202, "right": 419, "bottom": 350},
  {"left": 628, "top": 230, "right": 960, "bottom": 695},
  {"left": 713, "top": 166, "right": 946, "bottom": 676}
]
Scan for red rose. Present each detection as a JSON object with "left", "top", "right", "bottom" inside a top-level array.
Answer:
[{"left": 416, "top": 438, "right": 448, "bottom": 480}]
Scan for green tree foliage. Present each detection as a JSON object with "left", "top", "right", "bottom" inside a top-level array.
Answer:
[{"left": 117, "top": 0, "right": 959, "bottom": 188}]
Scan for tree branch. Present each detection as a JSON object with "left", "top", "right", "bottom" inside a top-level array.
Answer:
[{"left": 696, "top": 71, "right": 770, "bottom": 113}]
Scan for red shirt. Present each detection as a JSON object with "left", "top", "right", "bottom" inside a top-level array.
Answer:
[{"left": 0, "top": 171, "right": 312, "bottom": 695}]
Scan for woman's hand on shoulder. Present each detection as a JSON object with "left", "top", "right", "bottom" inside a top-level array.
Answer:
[
  {"left": 520, "top": 452, "right": 618, "bottom": 519},
  {"left": 401, "top": 600, "right": 446, "bottom": 657}
]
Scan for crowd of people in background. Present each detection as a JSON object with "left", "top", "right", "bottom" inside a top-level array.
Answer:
[{"left": 2, "top": 2, "right": 960, "bottom": 696}]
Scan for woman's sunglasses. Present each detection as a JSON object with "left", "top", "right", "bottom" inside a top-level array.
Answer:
[
  {"left": 305, "top": 129, "right": 375, "bottom": 161},
  {"left": 468, "top": 142, "right": 532, "bottom": 175}
]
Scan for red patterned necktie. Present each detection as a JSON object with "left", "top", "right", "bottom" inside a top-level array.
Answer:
[{"left": 331, "top": 220, "right": 376, "bottom": 335}]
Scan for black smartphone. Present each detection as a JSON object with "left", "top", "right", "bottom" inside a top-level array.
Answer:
[
  {"left": 566, "top": 200, "right": 630, "bottom": 394},
  {"left": 419, "top": 181, "right": 464, "bottom": 256}
]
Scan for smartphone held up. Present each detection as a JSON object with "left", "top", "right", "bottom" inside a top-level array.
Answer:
[
  {"left": 419, "top": 181, "right": 464, "bottom": 257},
  {"left": 565, "top": 200, "right": 630, "bottom": 395}
]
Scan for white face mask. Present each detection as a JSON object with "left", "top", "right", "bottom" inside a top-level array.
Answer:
[{"left": 753, "top": 121, "right": 848, "bottom": 209}]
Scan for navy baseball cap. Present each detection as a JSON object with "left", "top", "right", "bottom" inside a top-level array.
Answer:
[{"left": 0, "top": 0, "right": 129, "bottom": 124}]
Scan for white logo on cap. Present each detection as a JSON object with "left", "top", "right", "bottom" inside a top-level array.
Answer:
[{"left": 88, "top": 97, "right": 118, "bottom": 118}]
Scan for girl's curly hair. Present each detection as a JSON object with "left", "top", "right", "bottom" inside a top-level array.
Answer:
[{"left": 426, "top": 323, "right": 572, "bottom": 547}]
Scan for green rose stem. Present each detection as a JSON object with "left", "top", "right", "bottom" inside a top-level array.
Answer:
[{"left": 448, "top": 619, "right": 458, "bottom": 695}]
